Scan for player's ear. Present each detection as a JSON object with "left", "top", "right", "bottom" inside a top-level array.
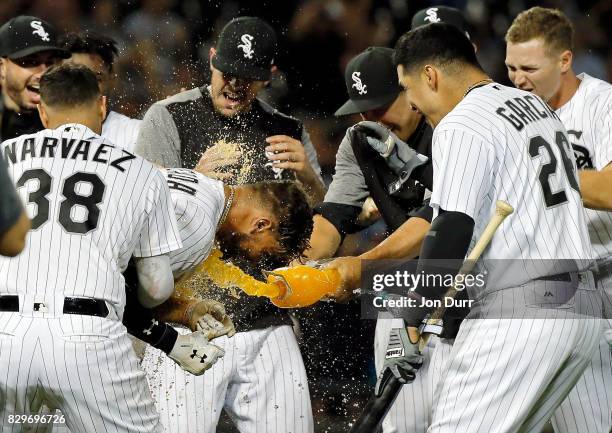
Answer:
[
  {"left": 251, "top": 217, "right": 272, "bottom": 234},
  {"left": 209, "top": 47, "right": 216, "bottom": 69},
  {"left": 0, "top": 58, "right": 5, "bottom": 84},
  {"left": 559, "top": 49, "right": 572, "bottom": 74},
  {"left": 423, "top": 65, "right": 437, "bottom": 91},
  {"left": 37, "top": 103, "right": 49, "bottom": 128},
  {"left": 99, "top": 95, "right": 108, "bottom": 121}
]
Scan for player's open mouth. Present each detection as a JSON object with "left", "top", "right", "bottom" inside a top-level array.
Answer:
[
  {"left": 26, "top": 84, "right": 40, "bottom": 94},
  {"left": 222, "top": 90, "right": 246, "bottom": 106}
]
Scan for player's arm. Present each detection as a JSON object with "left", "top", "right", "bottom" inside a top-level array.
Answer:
[
  {"left": 577, "top": 101, "right": 612, "bottom": 210},
  {"left": 153, "top": 286, "right": 235, "bottom": 338},
  {"left": 134, "top": 103, "right": 182, "bottom": 166},
  {"left": 0, "top": 158, "right": 30, "bottom": 256},
  {"left": 579, "top": 163, "right": 612, "bottom": 210},
  {"left": 401, "top": 129, "right": 493, "bottom": 332},
  {"left": 326, "top": 211, "right": 431, "bottom": 300},
  {"left": 134, "top": 254, "right": 175, "bottom": 307}
]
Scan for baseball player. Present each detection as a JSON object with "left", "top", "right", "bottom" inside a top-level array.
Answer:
[
  {"left": 138, "top": 171, "right": 315, "bottom": 433},
  {"left": 0, "top": 155, "right": 30, "bottom": 256},
  {"left": 135, "top": 16, "right": 322, "bottom": 433},
  {"left": 306, "top": 46, "right": 437, "bottom": 433},
  {"left": 0, "top": 63, "right": 183, "bottom": 432},
  {"left": 505, "top": 7, "right": 612, "bottom": 432},
  {"left": 60, "top": 32, "right": 141, "bottom": 152},
  {"left": 0, "top": 15, "right": 70, "bottom": 141},
  {"left": 391, "top": 23, "right": 601, "bottom": 433}
]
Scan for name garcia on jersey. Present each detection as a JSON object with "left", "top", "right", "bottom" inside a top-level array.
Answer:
[
  {"left": 2, "top": 135, "right": 136, "bottom": 172},
  {"left": 495, "top": 92, "right": 560, "bottom": 131}
]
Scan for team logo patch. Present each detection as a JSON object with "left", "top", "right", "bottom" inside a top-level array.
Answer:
[
  {"left": 424, "top": 8, "right": 441, "bottom": 23},
  {"left": 568, "top": 130, "right": 593, "bottom": 169},
  {"left": 238, "top": 34, "right": 255, "bottom": 59},
  {"left": 351, "top": 71, "right": 367, "bottom": 95},
  {"left": 30, "top": 20, "right": 50, "bottom": 42}
]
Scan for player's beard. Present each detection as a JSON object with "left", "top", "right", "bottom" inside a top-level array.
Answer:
[
  {"left": 3, "top": 73, "right": 38, "bottom": 112},
  {"left": 216, "top": 231, "right": 288, "bottom": 280}
]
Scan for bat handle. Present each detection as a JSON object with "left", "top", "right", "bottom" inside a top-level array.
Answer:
[{"left": 348, "top": 375, "right": 403, "bottom": 433}]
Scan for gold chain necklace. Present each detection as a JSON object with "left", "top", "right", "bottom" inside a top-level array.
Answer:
[
  {"left": 463, "top": 78, "right": 494, "bottom": 98},
  {"left": 218, "top": 185, "right": 235, "bottom": 228}
]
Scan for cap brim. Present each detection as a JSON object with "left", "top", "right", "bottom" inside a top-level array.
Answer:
[
  {"left": 212, "top": 55, "right": 271, "bottom": 81},
  {"left": 334, "top": 92, "right": 399, "bottom": 116},
  {"left": 7, "top": 46, "right": 71, "bottom": 60}
]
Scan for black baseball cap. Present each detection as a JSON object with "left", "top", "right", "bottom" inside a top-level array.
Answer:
[
  {"left": 411, "top": 6, "right": 470, "bottom": 39},
  {"left": 211, "top": 16, "right": 277, "bottom": 81},
  {"left": 0, "top": 16, "right": 70, "bottom": 59},
  {"left": 335, "top": 47, "right": 402, "bottom": 116}
]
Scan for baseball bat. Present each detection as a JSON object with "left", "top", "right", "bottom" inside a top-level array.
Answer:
[
  {"left": 418, "top": 200, "right": 514, "bottom": 350},
  {"left": 348, "top": 200, "right": 513, "bottom": 433}
]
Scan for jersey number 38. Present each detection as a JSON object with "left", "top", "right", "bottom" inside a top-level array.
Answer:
[{"left": 16, "top": 168, "right": 106, "bottom": 234}]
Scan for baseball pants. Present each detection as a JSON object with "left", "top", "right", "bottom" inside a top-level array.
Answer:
[
  {"left": 0, "top": 301, "right": 161, "bottom": 433},
  {"left": 427, "top": 279, "right": 602, "bottom": 433},
  {"left": 374, "top": 314, "right": 436, "bottom": 433},
  {"left": 141, "top": 324, "right": 314, "bottom": 433}
]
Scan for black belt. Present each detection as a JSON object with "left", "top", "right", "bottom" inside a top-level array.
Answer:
[
  {"left": 536, "top": 272, "right": 573, "bottom": 282},
  {"left": 0, "top": 295, "right": 109, "bottom": 318}
]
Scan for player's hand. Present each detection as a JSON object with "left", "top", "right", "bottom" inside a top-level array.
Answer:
[
  {"left": 356, "top": 197, "right": 381, "bottom": 225},
  {"left": 265, "top": 135, "right": 316, "bottom": 178},
  {"left": 183, "top": 299, "right": 236, "bottom": 339},
  {"left": 324, "top": 256, "right": 361, "bottom": 303},
  {"left": 374, "top": 325, "right": 423, "bottom": 396},
  {"left": 353, "top": 121, "right": 428, "bottom": 176},
  {"left": 194, "top": 141, "right": 242, "bottom": 180},
  {"left": 168, "top": 331, "right": 224, "bottom": 376}
]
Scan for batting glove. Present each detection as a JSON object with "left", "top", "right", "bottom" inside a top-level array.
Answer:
[
  {"left": 168, "top": 330, "right": 224, "bottom": 376},
  {"left": 353, "top": 121, "right": 428, "bottom": 176},
  {"left": 374, "top": 325, "right": 423, "bottom": 396},
  {"left": 183, "top": 299, "right": 236, "bottom": 339}
]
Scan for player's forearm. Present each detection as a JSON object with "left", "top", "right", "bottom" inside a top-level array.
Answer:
[
  {"left": 359, "top": 217, "right": 430, "bottom": 261},
  {"left": 154, "top": 295, "right": 194, "bottom": 326},
  {"left": 579, "top": 169, "right": 612, "bottom": 210},
  {"left": 304, "top": 214, "right": 342, "bottom": 259}
]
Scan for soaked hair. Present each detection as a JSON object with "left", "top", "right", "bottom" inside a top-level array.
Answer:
[
  {"left": 40, "top": 63, "right": 100, "bottom": 107},
  {"left": 253, "top": 180, "right": 313, "bottom": 261},
  {"left": 505, "top": 7, "right": 574, "bottom": 55}
]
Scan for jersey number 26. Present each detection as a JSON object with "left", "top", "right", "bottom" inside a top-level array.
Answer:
[{"left": 529, "top": 131, "right": 580, "bottom": 208}]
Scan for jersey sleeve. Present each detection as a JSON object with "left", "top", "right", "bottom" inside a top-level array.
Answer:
[
  {"left": 593, "top": 96, "right": 612, "bottom": 170},
  {"left": 134, "top": 103, "right": 182, "bottom": 167},
  {"left": 133, "top": 169, "right": 183, "bottom": 257},
  {"left": 0, "top": 156, "right": 23, "bottom": 235},
  {"left": 301, "top": 127, "right": 324, "bottom": 184},
  {"left": 430, "top": 129, "right": 494, "bottom": 220},
  {"left": 324, "top": 130, "right": 370, "bottom": 208}
]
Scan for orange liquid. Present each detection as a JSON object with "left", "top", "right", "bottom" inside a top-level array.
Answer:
[
  {"left": 177, "top": 250, "right": 339, "bottom": 308},
  {"left": 192, "top": 249, "right": 282, "bottom": 298},
  {"left": 267, "top": 266, "right": 341, "bottom": 308}
]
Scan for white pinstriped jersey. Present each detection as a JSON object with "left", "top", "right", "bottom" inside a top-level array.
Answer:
[
  {"left": 101, "top": 110, "right": 141, "bottom": 153},
  {"left": 556, "top": 73, "right": 612, "bottom": 262},
  {"left": 430, "top": 83, "right": 594, "bottom": 289},
  {"left": 162, "top": 168, "right": 224, "bottom": 278},
  {"left": 0, "top": 123, "right": 182, "bottom": 310}
]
